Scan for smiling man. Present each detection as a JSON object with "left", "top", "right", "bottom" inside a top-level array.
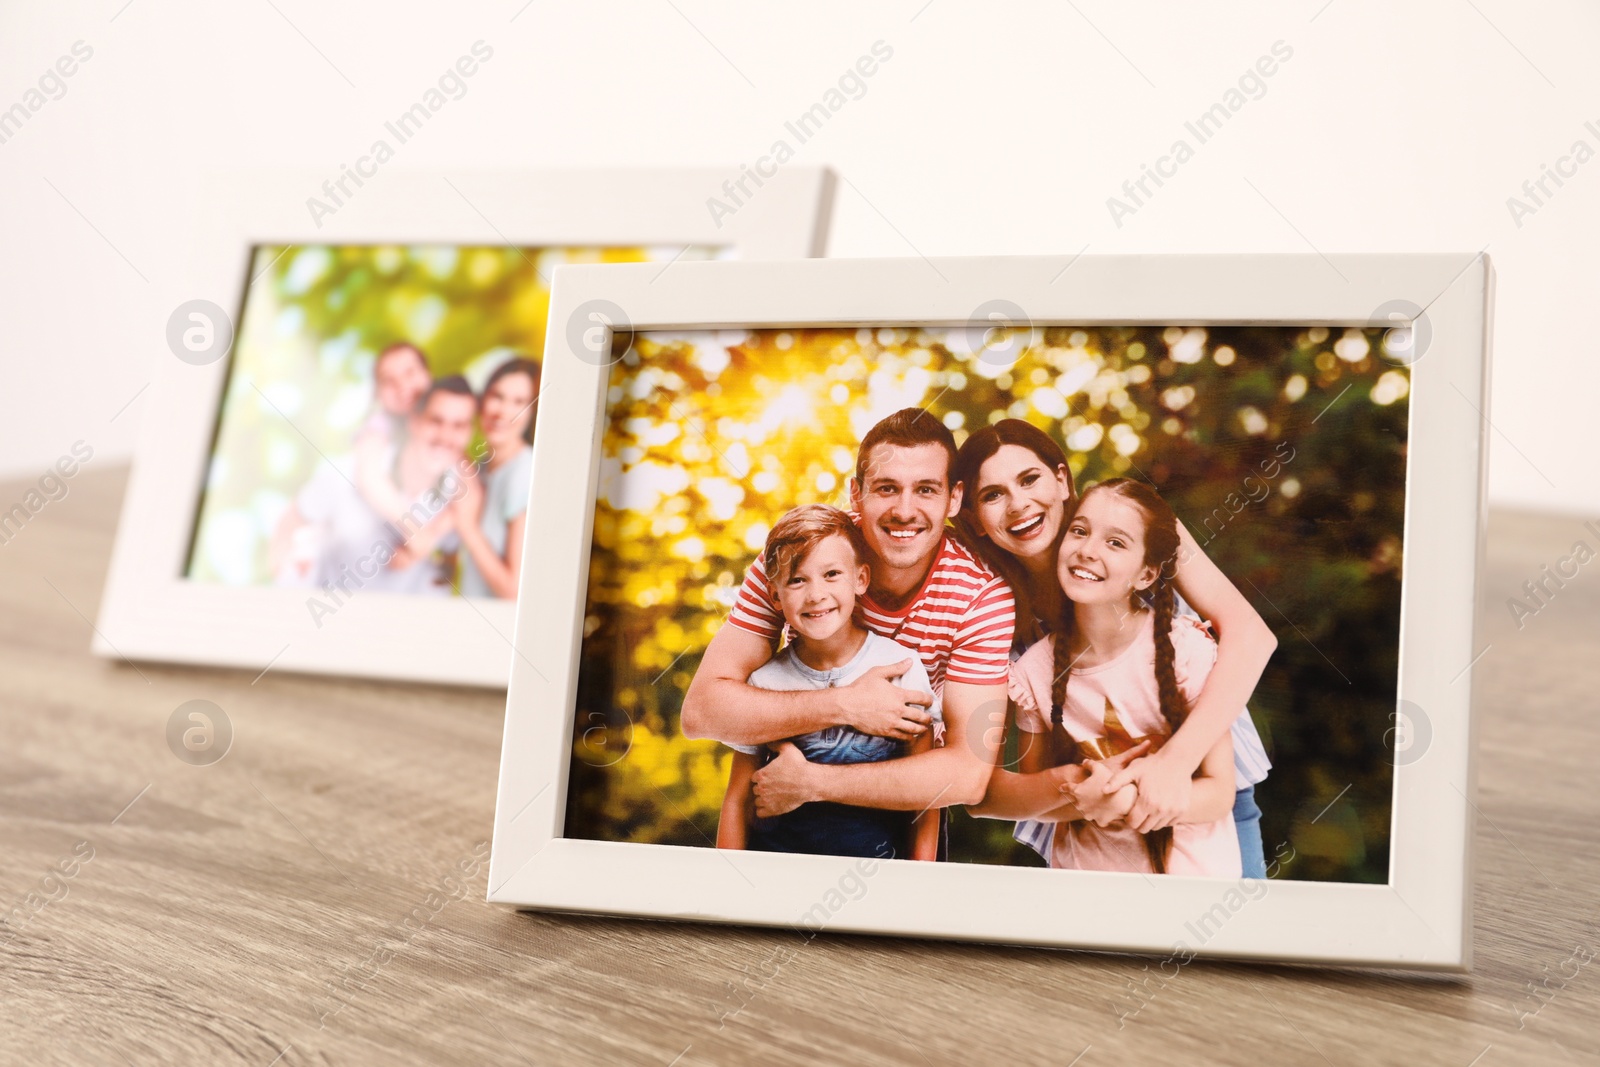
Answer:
[{"left": 681, "top": 408, "right": 1016, "bottom": 844}]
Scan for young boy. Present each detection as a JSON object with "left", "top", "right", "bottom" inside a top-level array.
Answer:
[{"left": 715, "top": 504, "right": 941, "bottom": 861}]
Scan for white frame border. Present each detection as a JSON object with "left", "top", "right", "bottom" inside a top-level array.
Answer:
[
  {"left": 490, "top": 253, "right": 1492, "bottom": 970},
  {"left": 94, "top": 167, "right": 835, "bottom": 688}
]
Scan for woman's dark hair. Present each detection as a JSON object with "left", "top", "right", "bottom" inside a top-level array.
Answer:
[
  {"left": 1046, "top": 477, "right": 1185, "bottom": 873},
  {"left": 951, "top": 419, "right": 1076, "bottom": 648},
  {"left": 483, "top": 357, "right": 541, "bottom": 445}
]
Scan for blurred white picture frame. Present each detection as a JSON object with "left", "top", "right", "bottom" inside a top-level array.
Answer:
[
  {"left": 94, "top": 167, "right": 835, "bottom": 688},
  {"left": 489, "top": 252, "right": 1492, "bottom": 970}
]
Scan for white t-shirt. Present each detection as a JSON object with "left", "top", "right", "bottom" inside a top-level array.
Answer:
[
  {"left": 725, "top": 631, "right": 943, "bottom": 763},
  {"left": 293, "top": 455, "right": 456, "bottom": 596}
]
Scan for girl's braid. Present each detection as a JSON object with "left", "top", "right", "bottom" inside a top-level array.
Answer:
[
  {"left": 1143, "top": 574, "right": 1182, "bottom": 873},
  {"left": 1048, "top": 602, "right": 1078, "bottom": 768},
  {"left": 1080, "top": 479, "right": 1188, "bottom": 874}
]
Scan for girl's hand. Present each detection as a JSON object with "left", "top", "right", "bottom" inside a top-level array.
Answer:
[
  {"left": 454, "top": 472, "right": 485, "bottom": 529},
  {"left": 1073, "top": 761, "right": 1137, "bottom": 827},
  {"left": 1048, "top": 762, "right": 1089, "bottom": 799},
  {"left": 1103, "top": 749, "right": 1194, "bottom": 834}
]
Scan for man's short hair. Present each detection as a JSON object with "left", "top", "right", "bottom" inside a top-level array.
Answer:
[
  {"left": 376, "top": 342, "right": 429, "bottom": 374},
  {"left": 854, "top": 407, "right": 957, "bottom": 487},
  {"left": 415, "top": 375, "right": 474, "bottom": 414},
  {"left": 763, "top": 504, "right": 871, "bottom": 585}
]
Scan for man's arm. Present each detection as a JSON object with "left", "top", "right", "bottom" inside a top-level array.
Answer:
[
  {"left": 681, "top": 624, "right": 932, "bottom": 746},
  {"left": 753, "top": 680, "right": 1004, "bottom": 813},
  {"left": 972, "top": 739, "right": 1151, "bottom": 822},
  {"left": 759, "top": 574, "right": 1020, "bottom": 813},
  {"left": 969, "top": 763, "right": 1084, "bottom": 821}
]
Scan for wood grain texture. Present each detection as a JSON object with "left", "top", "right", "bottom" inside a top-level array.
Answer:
[{"left": 2, "top": 466, "right": 1596, "bottom": 1066}]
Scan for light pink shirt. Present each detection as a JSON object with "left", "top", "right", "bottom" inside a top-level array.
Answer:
[{"left": 1009, "top": 611, "right": 1241, "bottom": 878}]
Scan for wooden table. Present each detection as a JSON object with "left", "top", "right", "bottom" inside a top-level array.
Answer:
[{"left": 3, "top": 467, "right": 1596, "bottom": 1066}]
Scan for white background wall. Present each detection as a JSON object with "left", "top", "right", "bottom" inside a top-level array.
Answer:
[{"left": 1, "top": 0, "right": 1594, "bottom": 514}]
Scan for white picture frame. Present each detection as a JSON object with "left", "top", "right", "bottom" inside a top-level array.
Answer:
[
  {"left": 93, "top": 167, "right": 836, "bottom": 688},
  {"left": 488, "top": 253, "right": 1493, "bottom": 970}
]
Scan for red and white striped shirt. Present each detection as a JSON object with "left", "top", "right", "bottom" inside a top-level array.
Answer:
[{"left": 727, "top": 530, "right": 1016, "bottom": 691}]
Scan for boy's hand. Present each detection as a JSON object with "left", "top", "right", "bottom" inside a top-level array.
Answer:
[
  {"left": 837, "top": 661, "right": 933, "bottom": 741},
  {"left": 752, "top": 742, "right": 817, "bottom": 817},
  {"left": 1103, "top": 748, "right": 1194, "bottom": 833}
]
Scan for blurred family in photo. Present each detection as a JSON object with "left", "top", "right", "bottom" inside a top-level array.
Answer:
[
  {"left": 269, "top": 343, "right": 539, "bottom": 601},
  {"left": 187, "top": 243, "right": 706, "bottom": 603}
]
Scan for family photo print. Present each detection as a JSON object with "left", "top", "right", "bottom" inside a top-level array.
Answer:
[
  {"left": 566, "top": 324, "right": 1400, "bottom": 883},
  {"left": 490, "top": 254, "right": 1491, "bottom": 967}
]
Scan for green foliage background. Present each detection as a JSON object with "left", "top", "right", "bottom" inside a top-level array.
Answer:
[
  {"left": 186, "top": 243, "right": 703, "bottom": 586},
  {"left": 566, "top": 324, "right": 1411, "bottom": 883}
]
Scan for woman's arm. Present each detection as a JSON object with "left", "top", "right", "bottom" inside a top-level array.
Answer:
[
  {"left": 1164, "top": 521, "right": 1277, "bottom": 770},
  {"left": 1108, "top": 522, "right": 1277, "bottom": 831},
  {"left": 717, "top": 750, "right": 760, "bottom": 849},
  {"left": 457, "top": 511, "right": 525, "bottom": 599},
  {"left": 1172, "top": 732, "right": 1236, "bottom": 825}
]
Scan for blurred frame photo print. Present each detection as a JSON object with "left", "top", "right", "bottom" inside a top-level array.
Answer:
[
  {"left": 94, "top": 168, "right": 835, "bottom": 687},
  {"left": 490, "top": 254, "right": 1493, "bottom": 969}
]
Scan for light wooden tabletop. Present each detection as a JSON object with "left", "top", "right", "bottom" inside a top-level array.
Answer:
[{"left": 2, "top": 466, "right": 1596, "bottom": 1066}]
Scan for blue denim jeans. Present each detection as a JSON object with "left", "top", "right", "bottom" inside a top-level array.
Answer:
[
  {"left": 748, "top": 802, "right": 911, "bottom": 859},
  {"left": 1234, "top": 785, "right": 1265, "bottom": 878}
]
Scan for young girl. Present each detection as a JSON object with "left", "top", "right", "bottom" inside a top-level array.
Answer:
[
  {"left": 971, "top": 479, "right": 1241, "bottom": 877},
  {"left": 354, "top": 343, "right": 434, "bottom": 526}
]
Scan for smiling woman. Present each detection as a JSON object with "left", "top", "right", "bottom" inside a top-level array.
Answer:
[{"left": 951, "top": 420, "right": 1075, "bottom": 646}]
